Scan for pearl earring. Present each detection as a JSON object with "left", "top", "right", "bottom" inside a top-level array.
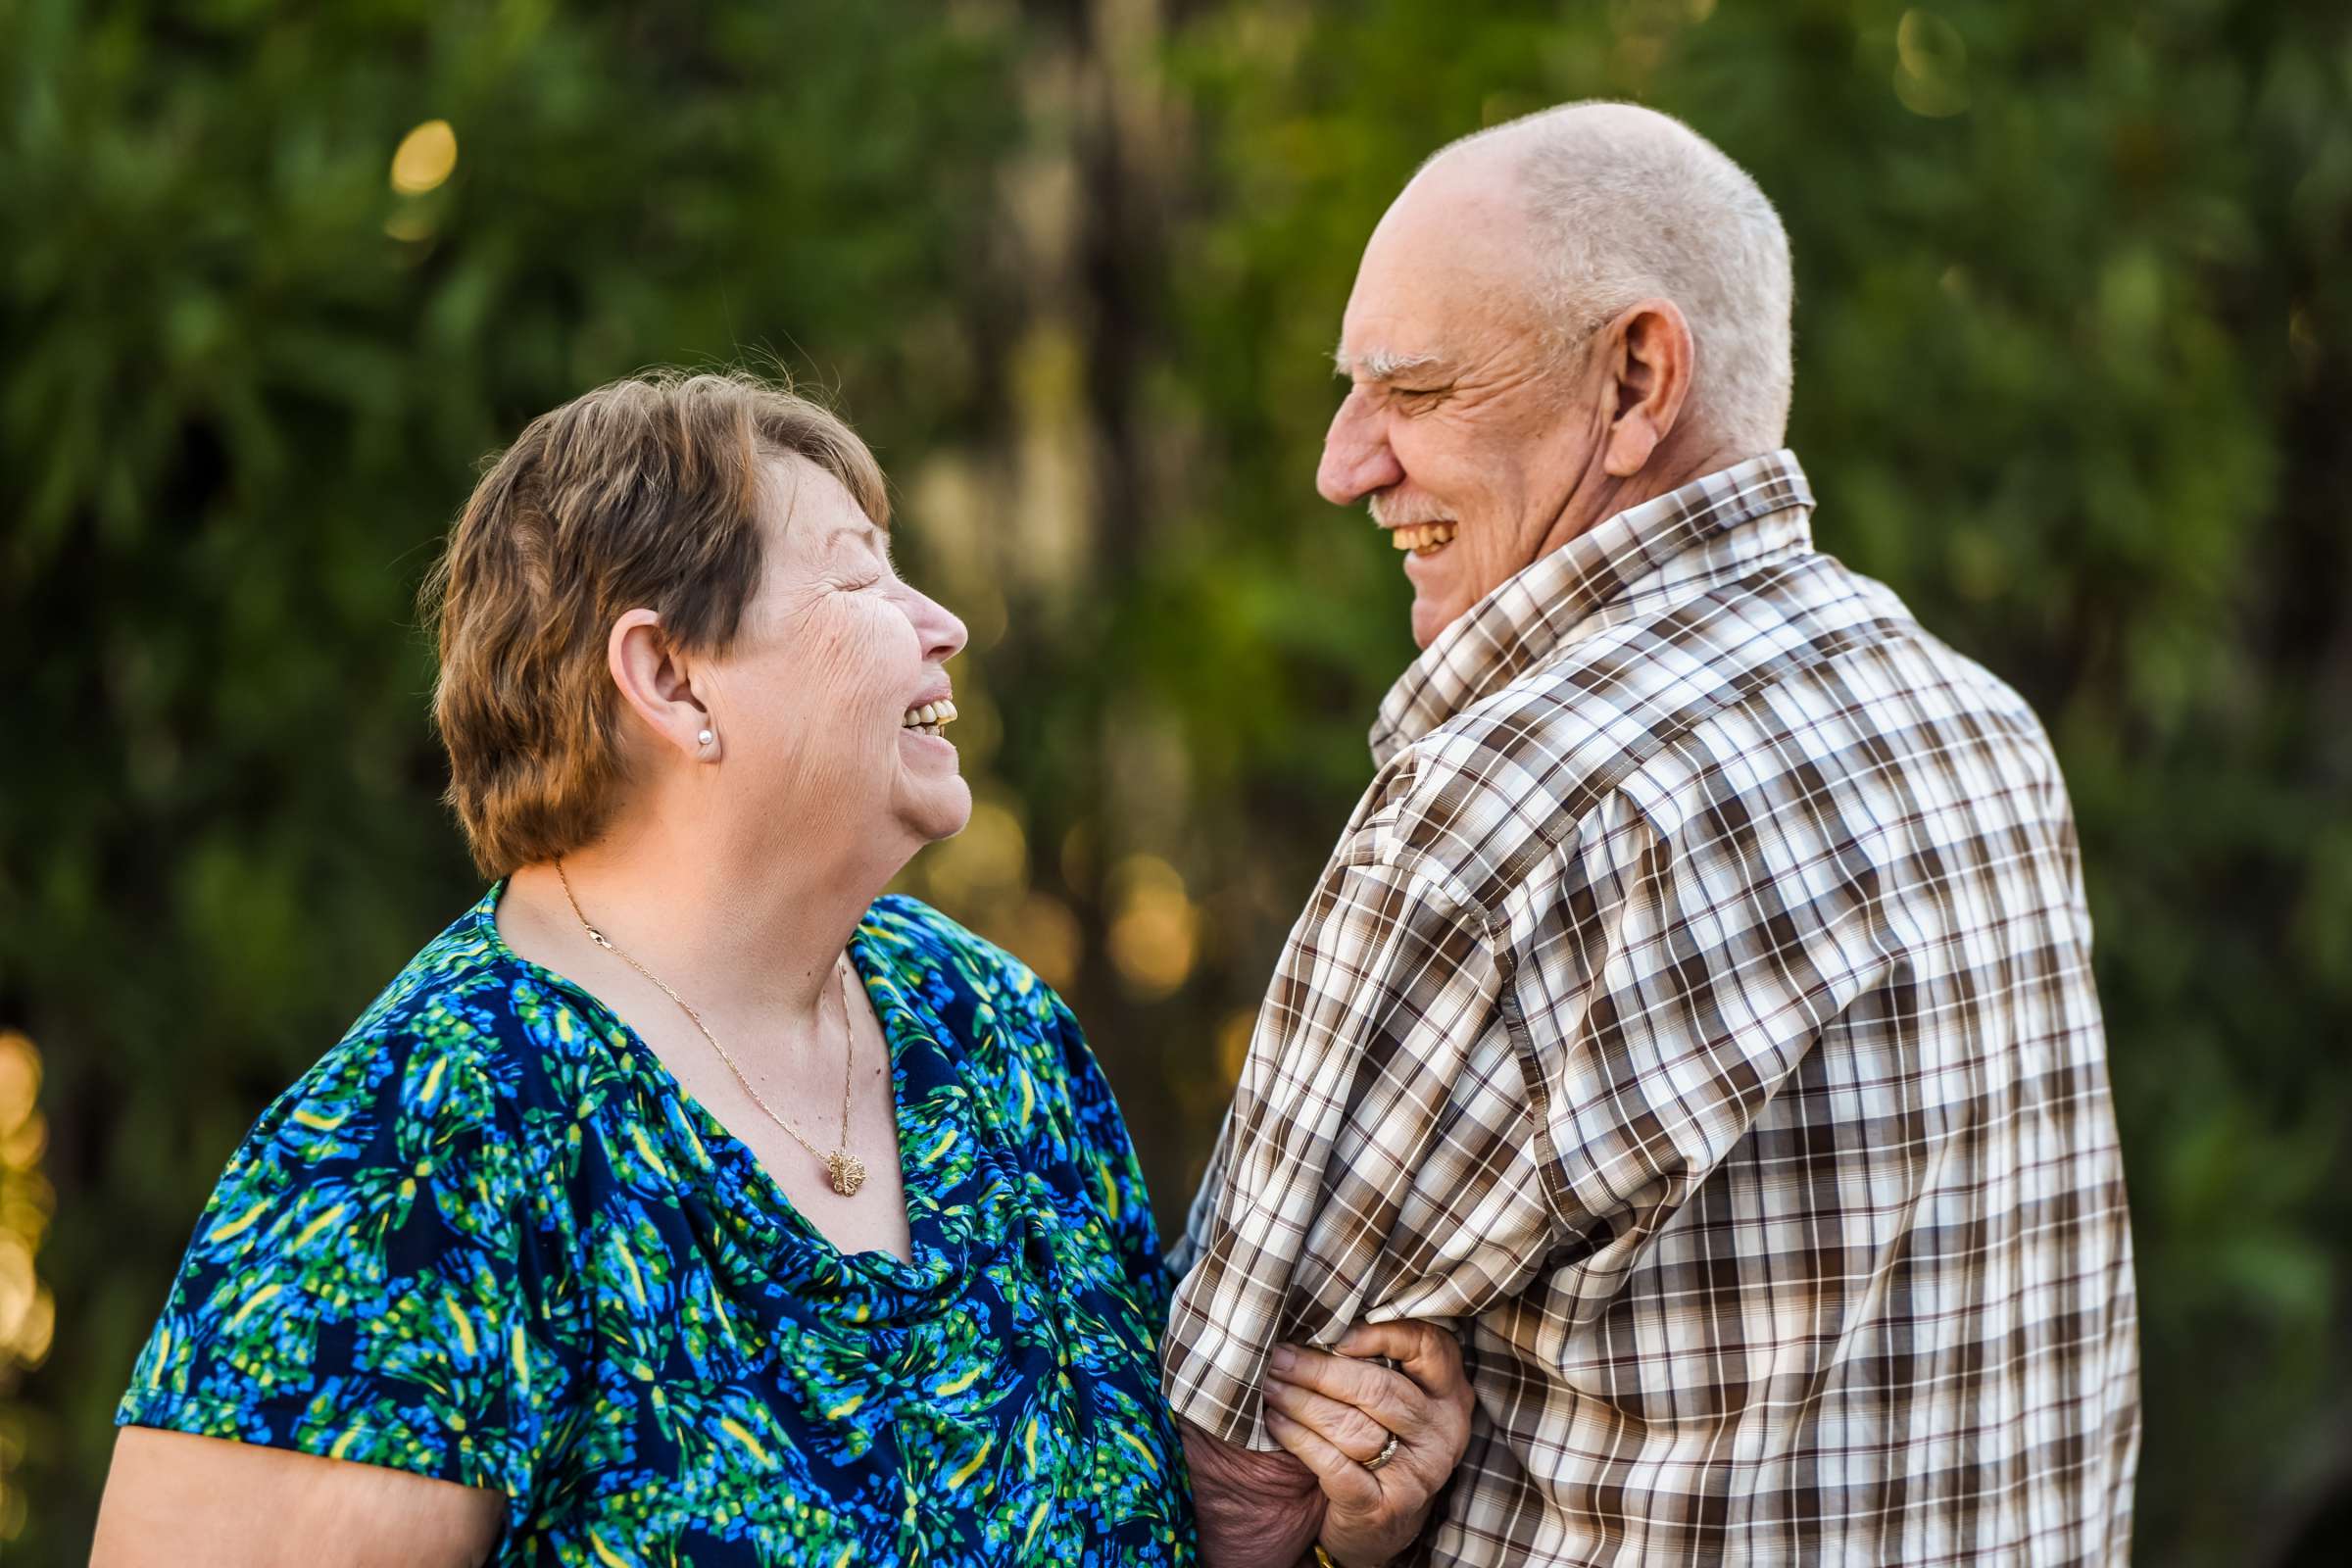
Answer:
[{"left": 697, "top": 728, "right": 714, "bottom": 747}]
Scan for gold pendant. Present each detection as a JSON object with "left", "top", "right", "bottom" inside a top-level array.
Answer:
[{"left": 825, "top": 1149, "right": 867, "bottom": 1197}]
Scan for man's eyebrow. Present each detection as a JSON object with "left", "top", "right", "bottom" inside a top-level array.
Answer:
[{"left": 1332, "top": 344, "right": 1448, "bottom": 382}]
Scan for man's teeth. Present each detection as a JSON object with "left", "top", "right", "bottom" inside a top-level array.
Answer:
[
  {"left": 901, "top": 697, "right": 959, "bottom": 735},
  {"left": 1389, "top": 521, "right": 1459, "bottom": 555}
]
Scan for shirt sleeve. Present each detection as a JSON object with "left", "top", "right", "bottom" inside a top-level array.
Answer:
[
  {"left": 1164, "top": 775, "right": 1874, "bottom": 1452},
  {"left": 116, "top": 1019, "right": 536, "bottom": 1503},
  {"left": 1160, "top": 820, "right": 1559, "bottom": 1450}
]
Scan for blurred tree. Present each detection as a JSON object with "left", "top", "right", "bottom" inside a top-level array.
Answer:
[
  {"left": 0, "top": 0, "right": 1029, "bottom": 1549},
  {"left": 2, "top": 0, "right": 2346, "bottom": 1562}
]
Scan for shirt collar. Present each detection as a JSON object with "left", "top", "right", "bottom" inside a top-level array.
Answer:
[{"left": 1369, "top": 449, "right": 1817, "bottom": 765}]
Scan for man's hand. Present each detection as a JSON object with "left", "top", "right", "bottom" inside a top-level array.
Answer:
[{"left": 1260, "top": 1321, "right": 1476, "bottom": 1567}]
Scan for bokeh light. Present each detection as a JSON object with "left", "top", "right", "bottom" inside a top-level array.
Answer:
[
  {"left": 1106, "top": 855, "right": 1200, "bottom": 1001},
  {"left": 389, "top": 118, "right": 459, "bottom": 194},
  {"left": 1894, "top": 11, "right": 1970, "bottom": 119},
  {"left": 0, "top": 1030, "right": 53, "bottom": 1546},
  {"left": 1214, "top": 1009, "right": 1256, "bottom": 1089},
  {"left": 921, "top": 797, "right": 1029, "bottom": 908}
]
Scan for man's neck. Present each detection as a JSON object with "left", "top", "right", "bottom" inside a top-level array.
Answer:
[{"left": 1536, "top": 428, "right": 1750, "bottom": 564}]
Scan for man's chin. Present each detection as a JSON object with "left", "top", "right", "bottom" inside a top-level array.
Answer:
[{"left": 1409, "top": 593, "right": 1458, "bottom": 650}]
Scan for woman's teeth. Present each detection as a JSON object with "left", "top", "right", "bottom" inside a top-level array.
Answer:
[
  {"left": 901, "top": 698, "right": 958, "bottom": 737},
  {"left": 1390, "top": 521, "right": 1458, "bottom": 556}
]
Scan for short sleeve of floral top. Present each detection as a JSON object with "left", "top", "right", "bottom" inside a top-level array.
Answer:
[{"left": 119, "top": 884, "right": 1199, "bottom": 1565}]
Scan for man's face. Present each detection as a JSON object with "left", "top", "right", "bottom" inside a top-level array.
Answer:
[{"left": 1318, "top": 162, "right": 1600, "bottom": 649}]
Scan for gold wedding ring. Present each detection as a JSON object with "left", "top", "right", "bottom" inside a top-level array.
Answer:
[{"left": 1363, "top": 1430, "right": 1400, "bottom": 1473}]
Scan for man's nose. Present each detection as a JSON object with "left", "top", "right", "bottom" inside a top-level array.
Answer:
[{"left": 1317, "top": 391, "right": 1404, "bottom": 507}]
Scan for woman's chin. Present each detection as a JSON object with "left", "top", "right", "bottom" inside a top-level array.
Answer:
[{"left": 900, "top": 777, "right": 973, "bottom": 845}]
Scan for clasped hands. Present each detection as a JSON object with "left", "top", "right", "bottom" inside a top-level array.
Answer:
[{"left": 1260, "top": 1320, "right": 1477, "bottom": 1567}]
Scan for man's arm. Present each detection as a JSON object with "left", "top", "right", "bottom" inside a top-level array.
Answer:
[
  {"left": 1161, "top": 816, "right": 1517, "bottom": 1563},
  {"left": 1161, "top": 839, "right": 1518, "bottom": 1446},
  {"left": 1178, "top": 1114, "right": 1321, "bottom": 1563},
  {"left": 1171, "top": 1106, "right": 1326, "bottom": 1564}
]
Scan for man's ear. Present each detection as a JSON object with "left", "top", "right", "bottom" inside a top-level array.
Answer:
[{"left": 1597, "top": 298, "right": 1694, "bottom": 478}]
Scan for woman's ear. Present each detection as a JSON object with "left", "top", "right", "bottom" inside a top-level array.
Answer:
[
  {"left": 1597, "top": 298, "right": 1695, "bottom": 478},
  {"left": 607, "top": 609, "right": 717, "bottom": 760}
]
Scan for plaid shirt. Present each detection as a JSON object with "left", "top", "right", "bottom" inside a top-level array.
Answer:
[{"left": 1163, "top": 452, "right": 2139, "bottom": 1565}]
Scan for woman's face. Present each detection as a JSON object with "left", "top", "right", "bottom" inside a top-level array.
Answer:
[{"left": 698, "top": 454, "right": 970, "bottom": 858}]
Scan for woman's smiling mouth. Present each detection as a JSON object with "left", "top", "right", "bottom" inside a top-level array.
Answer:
[{"left": 900, "top": 698, "right": 957, "bottom": 738}]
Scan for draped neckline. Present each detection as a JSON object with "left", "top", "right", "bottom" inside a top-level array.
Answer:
[{"left": 468, "top": 879, "right": 1017, "bottom": 1327}]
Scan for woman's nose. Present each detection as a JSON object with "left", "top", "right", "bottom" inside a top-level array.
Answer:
[
  {"left": 1317, "top": 390, "right": 1405, "bottom": 506},
  {"left": 910, "top": 587, "right": 968, "bottom": 665}
]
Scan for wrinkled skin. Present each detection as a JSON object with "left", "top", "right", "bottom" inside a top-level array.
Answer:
[{"left": 1317, "top": 127, "right": 1740, "bottom": 650}]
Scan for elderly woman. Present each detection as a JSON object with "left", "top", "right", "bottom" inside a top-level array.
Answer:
[{"left": 91, "top": 371, "right": 1470, "bottom": 1566}]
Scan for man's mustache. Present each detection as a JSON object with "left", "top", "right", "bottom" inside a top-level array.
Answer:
[{"left": 1366, "top": 492, "right": 1453, "bottom": 528}]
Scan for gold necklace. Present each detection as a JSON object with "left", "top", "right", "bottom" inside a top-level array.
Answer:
[{"left": 555, "top": 859, "right": 869, "bottom": 1198}]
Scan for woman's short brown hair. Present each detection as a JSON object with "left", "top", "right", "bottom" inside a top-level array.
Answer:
[{"left": 419, "top": 368, "right": 889, "bottom": 877}]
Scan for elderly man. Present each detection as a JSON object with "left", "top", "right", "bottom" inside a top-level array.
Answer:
[{"left": 1164, "top": 103, "right": 2140, "bottom": 1566}]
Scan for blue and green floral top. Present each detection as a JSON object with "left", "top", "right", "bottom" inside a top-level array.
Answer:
[{"left": 119, "top": 885, "right": 1198, "bottom": 1564}]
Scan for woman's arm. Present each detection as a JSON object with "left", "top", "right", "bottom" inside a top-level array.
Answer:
[
  {"left": 1185, "top": 1320, "right": 1476, "bottom": 1567},
  {"left": 91, "top": 1428, "right": 506, "bottom": 1568},
  {"left": 1181, "top": 1419, "right": 1327, "bottom": 1568}
]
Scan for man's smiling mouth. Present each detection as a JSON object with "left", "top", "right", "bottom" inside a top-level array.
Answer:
[{"left": 1390, "top": 521, "right": 1458, "bottom": 556}]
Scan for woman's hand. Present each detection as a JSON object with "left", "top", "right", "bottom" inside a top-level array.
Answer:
[{"left": 1260, "top": 1319, "right": 1475, "bottom": 1567}]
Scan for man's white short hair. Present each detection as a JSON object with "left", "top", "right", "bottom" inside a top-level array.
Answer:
[{"left": 1433, "top": 102, "right": 1794, "bottom": 454}]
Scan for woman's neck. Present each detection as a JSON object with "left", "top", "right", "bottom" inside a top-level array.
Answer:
[{"left": 504, "top": 809, "right": 904, "bottom": 1027}]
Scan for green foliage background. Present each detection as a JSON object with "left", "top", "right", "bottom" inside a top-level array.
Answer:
[{"left": 3, "top": 0, "right": 2347, "bottom": 1559}]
